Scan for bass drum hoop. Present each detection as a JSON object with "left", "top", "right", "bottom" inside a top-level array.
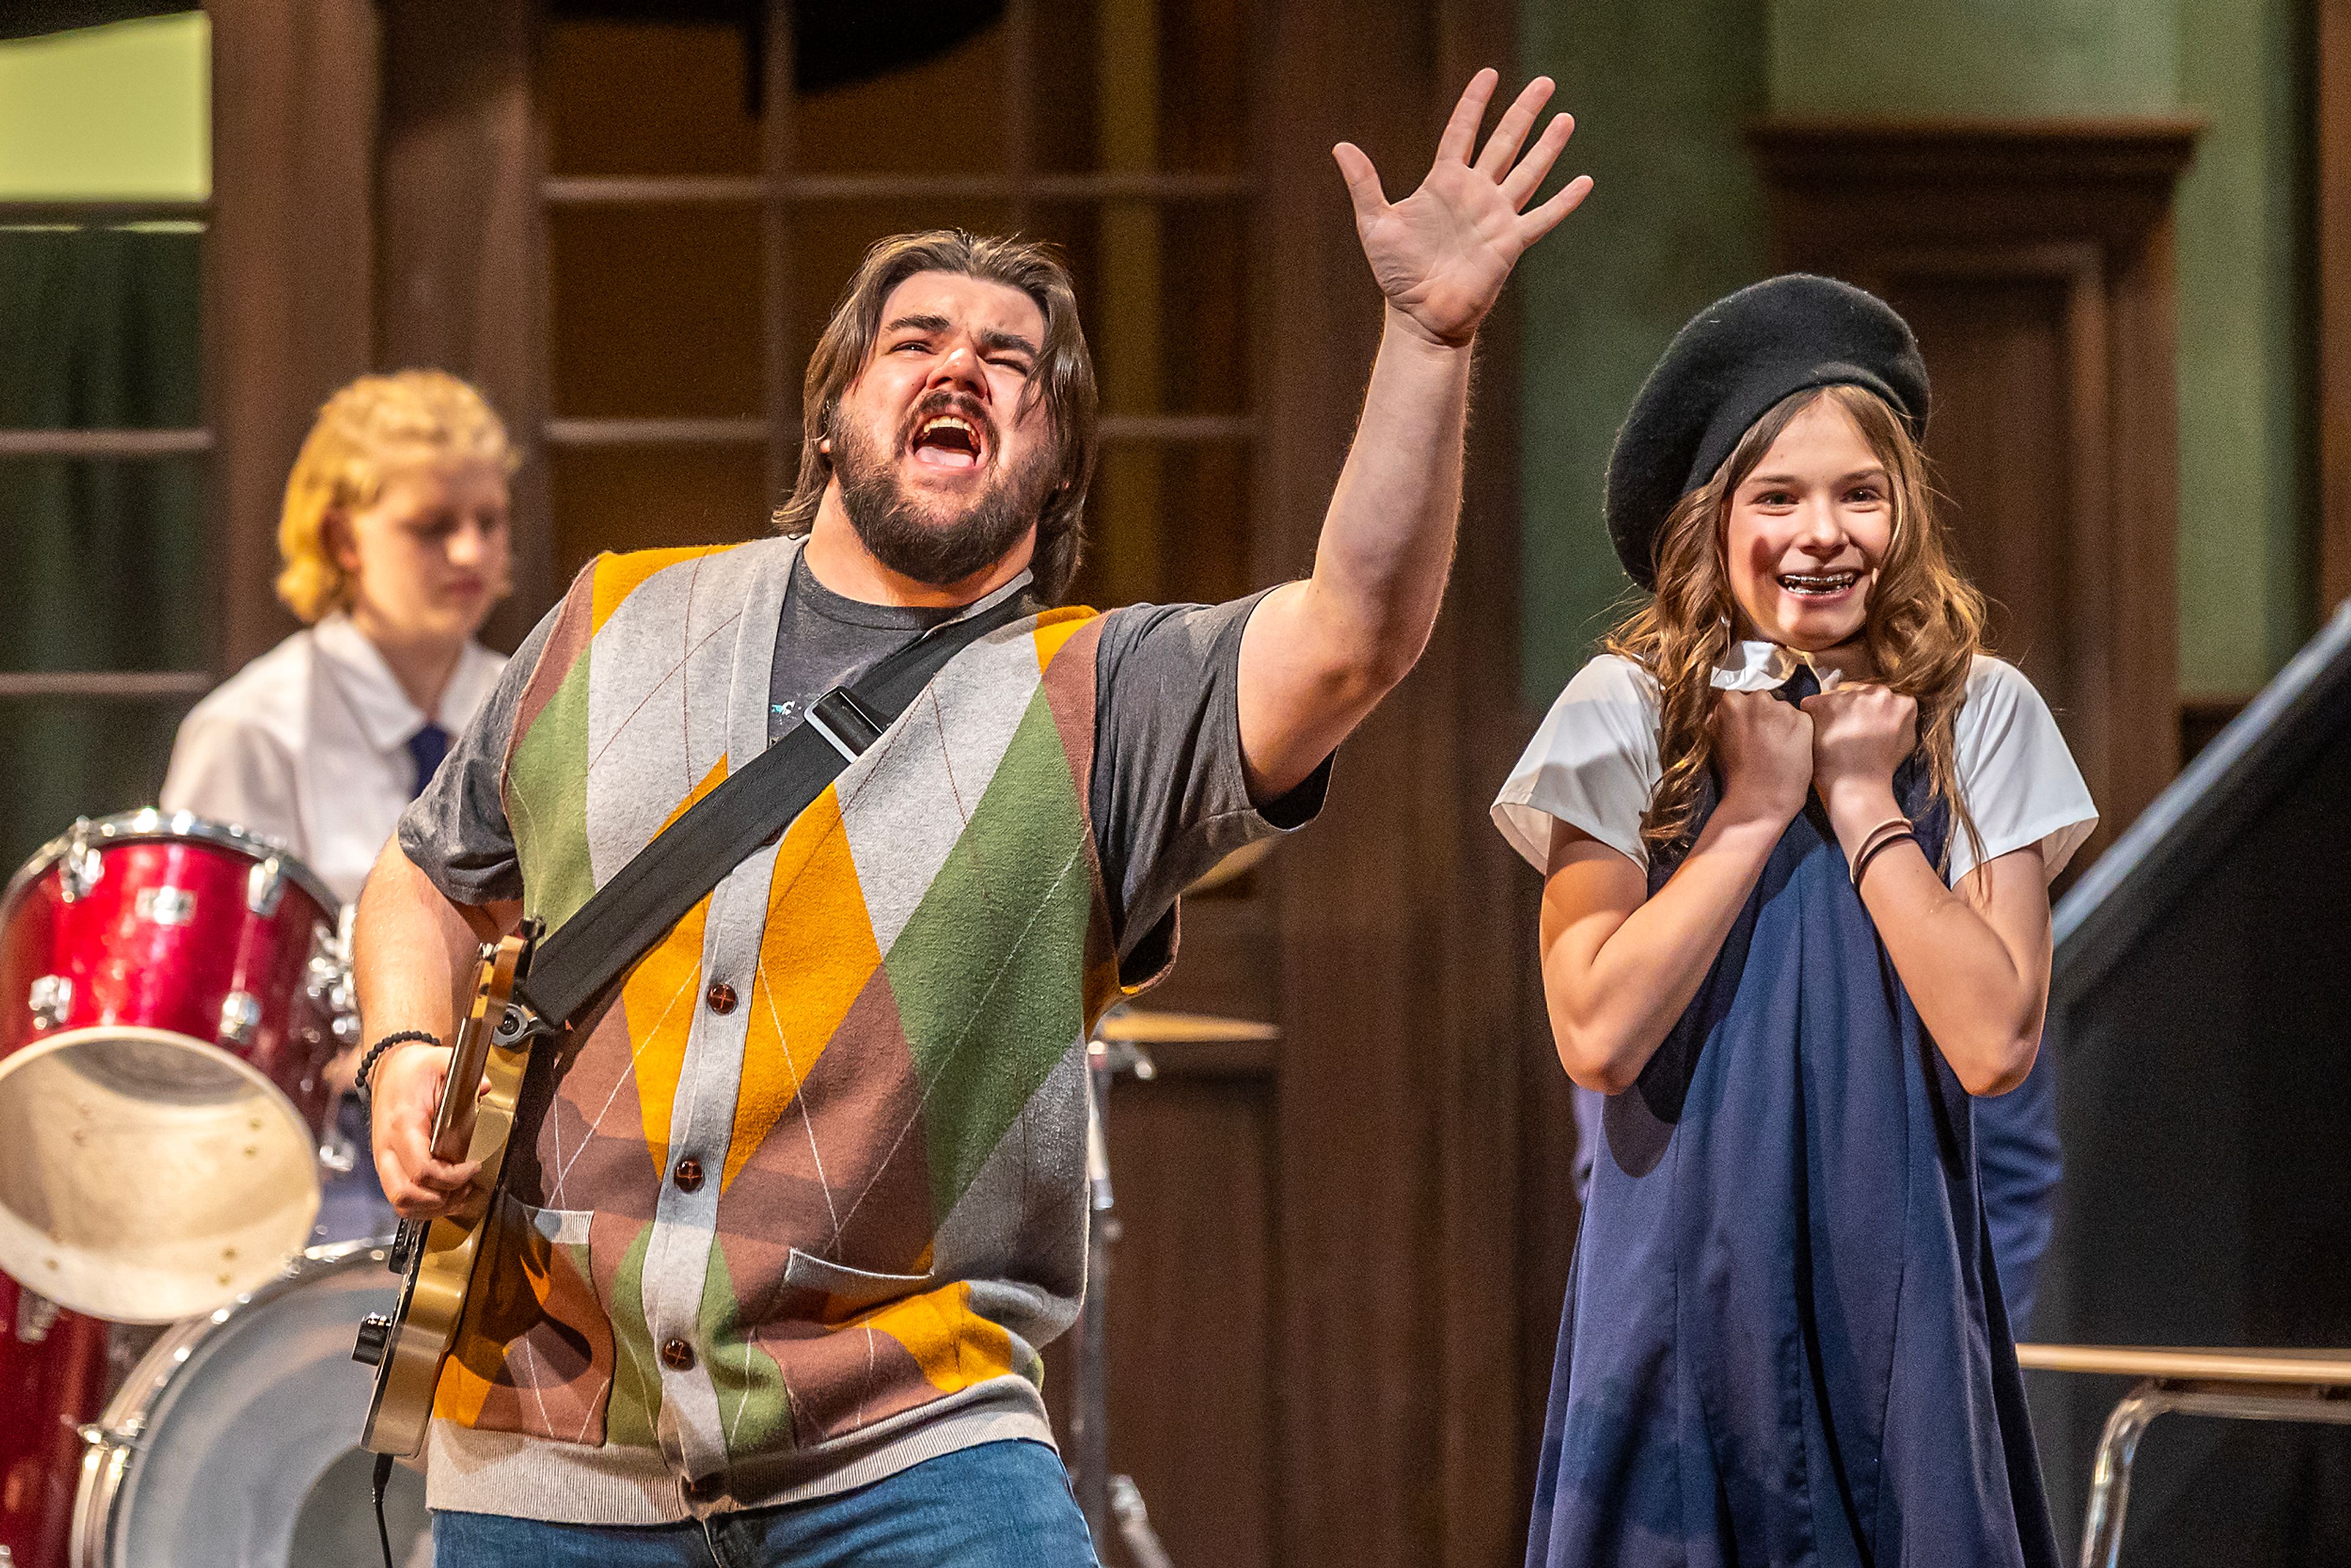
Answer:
[
  {"left": 68, "top": 1237, "right": 399, "bottom": 1568},
  {"left": 2, "top": 808, "right": 340, "bottom": 918}
]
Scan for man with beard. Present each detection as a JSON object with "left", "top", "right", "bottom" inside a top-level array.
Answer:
[{"left": 354, "top": 69, "right": 1587, "bottom": 1567}]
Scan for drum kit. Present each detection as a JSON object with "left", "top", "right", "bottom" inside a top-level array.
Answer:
[
  {"left": 0, "top": 808, "right": 1272, "bottom": 1568},
  {"left": 0, "top": 810, "right": 403, "bottom": 1568}
]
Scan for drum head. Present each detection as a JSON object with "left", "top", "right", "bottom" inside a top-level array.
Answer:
[
  {"left": 0, "top": 1027, "right": 321, "bottom": 1322},
  {"left": 77, "top": 1242, "right": 432, "bottom": 1568}
]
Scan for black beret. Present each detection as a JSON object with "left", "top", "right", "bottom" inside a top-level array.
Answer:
[{"left": 1603, "top": 274, "right": 1929, "bottom": 590}]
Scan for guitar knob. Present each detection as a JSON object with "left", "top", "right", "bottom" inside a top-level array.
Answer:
[{"left": 353, "top": 1313, "right": 393, "bottom": 1367}]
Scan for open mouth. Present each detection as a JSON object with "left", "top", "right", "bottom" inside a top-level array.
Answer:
[
  {"left": 909, "top": 411, "right": 986, "bottom": 472},
  {"left": 1777, "top": 569, "right": 1861, "bottom": 599}
]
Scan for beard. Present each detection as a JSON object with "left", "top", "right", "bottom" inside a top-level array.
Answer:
[{"left": 829, "top": 397, "right": 1057, "bottom": 589}]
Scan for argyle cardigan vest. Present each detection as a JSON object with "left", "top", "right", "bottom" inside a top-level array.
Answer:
[{"left": 428, "top": 536, "right": 1131, "bottom": 1506}]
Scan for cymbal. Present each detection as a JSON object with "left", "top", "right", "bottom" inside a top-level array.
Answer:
[{"left": 1093, "top": 1008, "right": 1280, "bottom": 1045}]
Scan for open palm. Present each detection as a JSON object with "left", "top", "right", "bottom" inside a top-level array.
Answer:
[{"left": 1335, "top": 70, "right": 1591, "bottom": 348}]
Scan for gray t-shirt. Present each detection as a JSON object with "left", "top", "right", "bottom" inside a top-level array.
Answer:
[{"left": 400, "top": 550, "right": 1325, "bottom": 969}]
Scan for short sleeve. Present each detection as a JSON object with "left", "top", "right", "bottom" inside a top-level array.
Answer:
[
  {"left": 1092, "top": 591, "right": 1330, "bottom": 975},
  {"left": 1492, "top": 655, "right": 1662, "bottom": 872},
  {"left": 1948, "top": 656, "right": 2098, "bottom": 886}
]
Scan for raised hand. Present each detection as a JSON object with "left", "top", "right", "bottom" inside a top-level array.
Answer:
[{"left": 1332, "top": 69, "right": 1591, "bottom": 348}]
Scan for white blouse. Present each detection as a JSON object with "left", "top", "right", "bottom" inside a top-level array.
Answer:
[
  {"left": 1493, "top": 646, "right": 2098, "bottom": 887},
  {"left": 159, "top": 614, "right": 506, "bottom": 906}
]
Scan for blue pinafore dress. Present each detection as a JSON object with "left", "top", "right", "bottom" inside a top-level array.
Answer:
[{"left": 1528, "top": 672, "right": 2061, "bottom": 1568}]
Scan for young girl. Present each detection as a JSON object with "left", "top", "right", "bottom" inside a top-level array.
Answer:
[{"left": 1495, "top": 276, "right": 2095, "bottom": 1567}]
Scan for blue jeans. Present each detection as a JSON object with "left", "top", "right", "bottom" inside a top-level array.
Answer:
[{"left": 431, "top": 1439, "right": 1098, "bottom": 1568}]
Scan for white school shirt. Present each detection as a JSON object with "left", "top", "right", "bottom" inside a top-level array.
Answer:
[
  {"left": 1492, "top": 644, "right": 2098, "bottom": 887},
  {"left": 159, "top": 613, "right": 506, "bottom": 906}
]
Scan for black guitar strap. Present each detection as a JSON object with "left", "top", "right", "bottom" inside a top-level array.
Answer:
[{"left": 506, "top": 572, "right": 1041, "bottom": 1037}]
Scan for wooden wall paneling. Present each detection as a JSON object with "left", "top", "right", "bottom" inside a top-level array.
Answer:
[
  {"left": 1749, "top": 119, "right": 2199, "bottom": 853},
  {"left": 1429, "top": 2, "right": 1550, "bottom": 1564},
  {"left": 1254, "top": 4, "right": 1526, "bottom": 1565},
  {"left": 2321, "top": 0, "right": 2351, "bottom": 616},
  {"left": 206, "top": 0, "right": 380, "bottom": 669},
  {"left": 378, "top": 0, "right": 555, "bottom": 647}
]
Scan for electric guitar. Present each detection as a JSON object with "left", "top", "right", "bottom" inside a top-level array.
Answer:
[{"left": 351, "top": 925, "right": 539, "bottom": 1458}]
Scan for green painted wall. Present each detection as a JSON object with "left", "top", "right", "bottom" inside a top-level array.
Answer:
[
  {"left": 1517, "top": 0, "right": 2309, "bottom": 703},
  {"left": 0, "top": 14, "right": 209, "bottom": 200},
  {"left": 1515, "top": 1, "right": 1772, "bottom": 707},
  {"left": 1769, "top": 0, "right": 2175, "bottom": 116},
  {"left": 2172, "top": 0, "right": 2308, "bottom": 691}
]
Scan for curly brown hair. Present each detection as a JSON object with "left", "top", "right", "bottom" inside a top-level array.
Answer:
[
  {"left": 1608, "top": 383, "right": 1989, "bottom": 879},
  {"left": 773, "top": 229, "right": 1098, "bottom": 602}
]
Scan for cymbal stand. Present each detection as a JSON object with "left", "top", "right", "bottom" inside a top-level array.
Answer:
[{"left": 1072, "top": 1031, "right": 1174, "bottom": 1568}]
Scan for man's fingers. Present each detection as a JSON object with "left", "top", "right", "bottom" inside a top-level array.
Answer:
[
  {"left": 1435, "top": 67, "right": 1499, "bottom": 165},
  {"left": 1330, "top": 142, "right": 1387, "bottom": 223},
  {"left": 1518, "top": 173, "right": 1594, "bottom": 244},
  {"left": 1473, "top": 75, "right": 1555, "bottom": 179},
  {"left": 1500, "top": 113, "right": 1576, "bottom": 209}
]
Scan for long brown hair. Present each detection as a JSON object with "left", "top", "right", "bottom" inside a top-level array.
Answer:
[
  {"left": 1608, "top": 383, "right": 1989, "bottom": 878},
  {"left": 773, "top": 229, "right": 1099, "bottom": 601}
]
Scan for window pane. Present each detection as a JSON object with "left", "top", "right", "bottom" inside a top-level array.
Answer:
[
  {"left": 550, "top": 205, "right": 762, "bottom": 419},
  {"left": 544, "top": 20, "right": 760, "bottom": 178},
  {"left": 0, "top": 456, "right": 206, "bottom": 673},
  {"left": 0, "top": 697, "right": 190, "bottom": 877},
  {"left": 1030, "top": 0, "right": 1250, "bottom": 174},
  {"left": 549, "top": 444, "right": 770, "bottom": 587},
  {"left": 786, "top": 200, "right": 1018, "bottom": 383},
  {"left": 792, "top": 21, "right": 1009, "bottom": 175},
  {"left": 1068, "top": 436, "right": 1251, "bottom": 610},
  {"left": 0, "top": 224, "right": 201, "bottom": 430},
  {"left": 1032, "top": 198, "right": 1248, "bottom": 417}
]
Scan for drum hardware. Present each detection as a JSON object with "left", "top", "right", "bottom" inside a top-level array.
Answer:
[
  {"left": 245, "top": 857, "right": 286, "bottom": 918},
  {"left": 70, "top": 1416, "right": 142, "bottom": 1457},
  {"left": 16, "top": 1286, "right": 59, "bottom": 1343},
  {"left": 130, "top": 888, "right": 195, "bottom": 928},
  {"left": 26, "top": 978, "right": 70, "bottom": 1032},
  {"left": 216, "top": 992, "right": 263, "bottom": 1046},
  {"left": 1073, "top": 1005, "right": 1280, "bottom": 1566},
  {"left": 1108, "top": 1477, "right": 1176, "bottom": 1568},
  {"left": 54, "top": 823, "right": 99, "bottom": 904}
]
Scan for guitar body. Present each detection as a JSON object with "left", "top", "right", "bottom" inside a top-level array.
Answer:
[{"left": 353, "top": 930, "right": 535, "bottom": 1458}]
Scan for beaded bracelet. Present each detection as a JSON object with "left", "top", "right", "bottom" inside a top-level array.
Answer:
[{"left": 354, "top": 1030, "right": 443, "bottom": 1102}]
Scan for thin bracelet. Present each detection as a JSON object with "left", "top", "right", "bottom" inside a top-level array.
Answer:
[
  {"left": 354, "top": 1030, "right": 443, "bottom": 1101},
  {"left": 1851, "top": 828, "right": 1920, "bottom": 890},
  {"left": 1845, "top": 814, "right": 1913, "bottom": 883}
]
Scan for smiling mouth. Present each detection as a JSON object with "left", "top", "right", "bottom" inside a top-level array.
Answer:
[
  {"left": 1778, "top": 569, "right": 1861, "bottom": 598},
  {"left": 910, "top": 413, "right": 984, "bottom": 471}
]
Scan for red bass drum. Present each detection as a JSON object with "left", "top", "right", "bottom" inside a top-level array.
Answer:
[{"left": 0, "top": 811, "right": 350, "bottom": 1324}]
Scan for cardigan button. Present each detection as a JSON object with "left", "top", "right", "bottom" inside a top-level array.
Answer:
[
  {"left": 661, "top": 1337, "right": 696, "bottom": 1372},
  {"left": 705, "top": 982, "right": 738, "bottom": 1015},
  {"left": 683, "top": 1473, "right": 718, "bottom": 1502},
  {"left": 673, "top": 1156, "right": 704, "bottom": 1193}
]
